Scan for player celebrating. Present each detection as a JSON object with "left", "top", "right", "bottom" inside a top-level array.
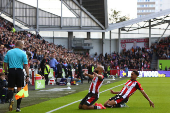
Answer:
[
  {"left": 79, "top": 65, "right": 106, "bottom": 110},
  {"left": 104, "top": 70, "right": 154, "bottom": 108}
]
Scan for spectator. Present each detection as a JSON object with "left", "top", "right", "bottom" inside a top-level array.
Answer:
[
  {"left": 0, "top": 50, "right": 4, "bottom": 68},
  {"left": 57, "top": 61, "right": 63, "bottom": 78},
  {"left": 38, "top": 67, "right": 42, "bottom": 75},
  {"left": 44, "top": 62, "right": 50, "bottom": 85},
  {"left": 66, "top": 61, "right": 72, "bottom": 78},
  {"left": 63, "top": 60, "right": 68, "bottom": 77},
  {"left": 0, "top": 72, "right": 7, "bottom": 104},
  {"left": 77, "top": 60, "right": 83, "bottom": 84},
  {"left": 49, "top": 54, "right": 58, "bottom": 77},
  {"left": 40, "top": 55, "right": 46, "bottom": 76},
  {"left": 36, "top": 34, "right": 42, "bottom": 39},
  {"left": 159, "top": 63, "right": 162, "bottom": 70}
]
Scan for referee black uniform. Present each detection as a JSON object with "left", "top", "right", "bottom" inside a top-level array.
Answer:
[{"left": 4, "top": 41, "right": 29, "bottom": 112}]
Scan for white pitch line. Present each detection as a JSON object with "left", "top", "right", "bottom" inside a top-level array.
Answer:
[{"left": 46, "top": 83, "right": 125, "bottom": 113}]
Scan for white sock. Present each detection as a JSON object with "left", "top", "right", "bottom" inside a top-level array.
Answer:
[{"left": 97, "top": 106, "right": 101, "bottom": 109}]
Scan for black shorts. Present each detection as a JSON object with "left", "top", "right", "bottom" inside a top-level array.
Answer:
[
  {"left": 80, "top": 93, "right": 98, "bottom": 106},
  {"left": 8, "top": 68, "right": 24, "bottom": 88},
  {"left": 109, "top": 95, "right": 128, "bottom": 104}
]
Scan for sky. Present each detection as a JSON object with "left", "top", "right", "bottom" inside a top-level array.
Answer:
[
  {"left": 108, "top": 0, "right": 137, "bottom": 19},
  {"left": 17, "top": 0, "right": 137, "bottom": 19}
]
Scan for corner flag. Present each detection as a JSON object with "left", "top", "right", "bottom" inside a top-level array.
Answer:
[{"left": 15, "top": 84, "right": 29, "bottom": 100}]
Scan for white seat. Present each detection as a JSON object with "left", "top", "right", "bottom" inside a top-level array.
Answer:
[{"left": 48, "top": 77, "right": 56, "bottom": 85}]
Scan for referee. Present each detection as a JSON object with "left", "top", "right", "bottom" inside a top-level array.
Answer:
[{"left": 4, "top": 40, "right": 29, "bottom": 112}]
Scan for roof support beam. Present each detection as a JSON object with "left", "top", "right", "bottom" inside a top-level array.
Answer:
[
  {"left": 68, "top": 32, "right": 73, "bottom": 50},
  {"left": 13, "top": 0, "right": 15, "bottom": 28},
  {"left": 87, "top": 32, "right": 90, "bottom": 39},
  {"left": 80, "top": 0, "right": 82, "bottom": 28},
  {"left": 36, "top": 0, "right": 39, "bottom": 35},
  {"left": 61, "top": 0, "right": 63, "bottom": 28},
  {"left": 118, "top": 28, "right": 121, "bottom": 54},
  {"left": 158, "top": 23, "right": 170, "bottom": 43},
  {"left": 104, "top": 0, "right": 108, "bottom": 29},
  {"left": 62, "top": 0, "right": 80, "bottom": 17},
  {"left": 102, "top": 32, "right": 105, "bottom": 55},
  {"left": 149, "top": 20, "right": 151, "bottom": 47},
  {"left": 110, "top": 31, "right": 111, "bottom": 54},
  {"left": 53, "top": 31, "right": 54, "bottom": 44},
  {"left": 15, "top": 28, "right": 105, "bottom": 32}
]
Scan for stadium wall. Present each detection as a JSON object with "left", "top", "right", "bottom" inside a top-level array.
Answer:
[
  {"left": 158, "top": 60, "right": 170, "bottom": 70},
  {"left": 90, "top": 39, "right": 118, "bottom": 55},
  {"left": 89, "top": 39, "right": 102, "bottom": 55},
  {"left": 43, "top": 36, "right": 159, "bottom": 56},
  {"left": 44, "top": 37, "right": 118, "bottom": 55}
]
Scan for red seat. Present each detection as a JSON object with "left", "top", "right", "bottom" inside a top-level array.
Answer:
[{"left": 0, "top": 68, "right": 3, "bottom": 73}]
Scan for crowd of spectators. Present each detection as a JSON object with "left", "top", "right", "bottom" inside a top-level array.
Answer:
[
  {"left": 0, "top": 17, "right": 101, "bottom": 79},
  {"left": 153, "top": 36, "right": 170, "bottom": 59},
  {"left": 0, "top": 17, "right": 155, "bottom": 78},
  {"left": 101, "top": 47, "right": 153, "bottom": 71}
]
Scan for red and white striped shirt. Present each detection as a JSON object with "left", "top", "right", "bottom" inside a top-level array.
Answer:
[
  {"left": 89, "top": 74, "right": 104, "bottom": 96},
  {"left": 119, "top": 80, "right": 143, "bottom": 99}
]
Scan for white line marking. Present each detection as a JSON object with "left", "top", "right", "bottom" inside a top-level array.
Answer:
[{"left": 46, "top": 83, "right": 125, "bottom": 113}]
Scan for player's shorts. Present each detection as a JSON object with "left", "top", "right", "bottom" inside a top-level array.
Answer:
[
  {"left": 8, "top": 68, "right": 24, "bottom": 88},
  {"left": 109, "top": 95, "right": 128, "bottom": 104},
  {"left": 80, "top": 93, "right": 98, "bottom": 106}
]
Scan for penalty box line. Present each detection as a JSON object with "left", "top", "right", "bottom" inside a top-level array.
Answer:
[{"left": 46, "top": 83, "right": 125, "bottom": 113}]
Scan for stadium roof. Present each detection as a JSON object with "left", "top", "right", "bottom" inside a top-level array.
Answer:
[
  {"left": 0, "top": 0, "right": 108, "bottom": 32},
  {"left": 1, "top": 0, "right": 170, "bottom": 33},
  {"left": 106, "top": 8, "right": 170, "bottom": 32}
]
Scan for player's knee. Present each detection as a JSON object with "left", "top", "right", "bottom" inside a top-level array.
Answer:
[
  {"left": 104, "top": 100, "right": 109, "bottom": 107},
  {"left": 79, "top": 105, "right": 82, "bottom": 109},
  {"left": 104, "top": 103, "right": 107, "bottom": 107},
  {"left": 82, "top": 104, "right": 88, "bottom": 110}
]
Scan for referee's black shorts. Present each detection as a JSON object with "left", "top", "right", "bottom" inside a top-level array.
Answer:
[{"left": 8, "top": 68, "right": 24, "bottom": 88}]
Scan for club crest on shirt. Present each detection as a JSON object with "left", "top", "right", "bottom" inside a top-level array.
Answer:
[{"left": 125, "top": 85, "right": 130, "bottom": 89}]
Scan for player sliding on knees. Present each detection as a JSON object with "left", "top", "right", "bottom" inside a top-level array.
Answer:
[
  {"left": 79, "top": 65, "right": 106, "bottom": 110},
  {"left": 104, "top": 70, "right": 154, "bottom": 108}
]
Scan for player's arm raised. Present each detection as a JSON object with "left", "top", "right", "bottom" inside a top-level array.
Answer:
[
  {"left": 84, "top": 72, "right": 94, "bottom": 79},
  {"left": 93, "top": 72, "right": 103, "bottom": 80},
  {"left": 140, "top": 90, "right": 154, "bottom": 108}
]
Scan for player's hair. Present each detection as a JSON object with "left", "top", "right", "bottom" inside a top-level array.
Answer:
[
  {"left": 133, "top": 70, "right": 139, "bottom": 76},
  {"left": 0, "top": 72, "right": 5, "bottom": 76},
  {"left": 98, "top": 65, "right": 104, "bottom": 72},
  {"left": 100, "top": 66, "right": 104, "bottom": 71}
]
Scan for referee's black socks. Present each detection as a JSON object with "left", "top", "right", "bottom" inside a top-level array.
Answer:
[
  {"left": 17, "top": 91, "right": 22, "bottom": 108},
  {"left": 17, "top": 98, "right": 22, "bottom": 109},
  {"left": 7, "top": 90, "right": 14, "bottom": 101}
]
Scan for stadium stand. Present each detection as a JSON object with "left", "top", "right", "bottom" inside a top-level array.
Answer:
[
  {"left": 155, "top": 36, "right": 170, "bottom": 59},
  {"left": 0, "top": 16, "right": 157, "bottom": 77}
]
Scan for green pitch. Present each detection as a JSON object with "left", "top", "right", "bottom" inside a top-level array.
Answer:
[{"left": 9, "top": 78, "right": 170, "bottom": 113}]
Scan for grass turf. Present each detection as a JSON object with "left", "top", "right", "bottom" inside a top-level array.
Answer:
[{"left": 8, "top": 77, "right": 170, "bottom": 113}]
